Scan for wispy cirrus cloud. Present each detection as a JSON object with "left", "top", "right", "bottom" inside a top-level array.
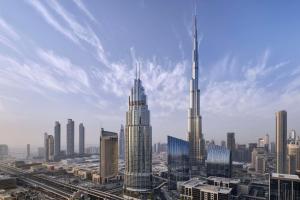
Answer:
[
  {"left": 0, "top": 49, "right": 91, "bottom": 96},
  {"left": 73, "top": 0, "right": 97, "bottom": 23},
  {"left": 0, "top": 18, "right": 20, "bottom": 40},
  {"left": 25, "top": 0, "right": 79, "bottom": 44},
  {"left": 201, "top": 50, "right": 297, "bottom": 119},
  {"left": 27, "top": 0, "right": 109, "bottom": 66}
]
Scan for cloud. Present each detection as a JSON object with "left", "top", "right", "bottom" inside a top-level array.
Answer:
[
  {"left": 201, "top": 50, "right": 296, "bottom": 119},
  {"left": 73, "top": 0, "right": 97, "bottom": 23},
  {"left": 94, "top": 50, "right": 188, "bottom": 113},
  {"left": 46, "top": 0, "right": 109, "bottom": 66},
  {"left": 0, "top": 18, "right": 20, "bottom": 40},
  {"left": 26, "top": 0, "right": 79, "bottom": 43},
  {"left": 37, "top": 49, "right": 90, "bottom": 88},
  {"left": 0, "top": 50, "right": 91, "bottom": 96}
]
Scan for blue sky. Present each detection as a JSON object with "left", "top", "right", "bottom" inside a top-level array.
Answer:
[{"left": 1, "top": 0, "right": 300, "bottom": 148}]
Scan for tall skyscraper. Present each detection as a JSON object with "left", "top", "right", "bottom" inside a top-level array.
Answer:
[
  {"left": 54, "top": 121, "right": 61, "bottom": 158},
  {"left": 99, "top": 128, "right": 118, "bottom": 183},
  {"left": 124, "top": 68, "right": 152, "bottom": 199},
  {"left": 48, "top": 135, "right": 54, "bottom": 161},
  {"left": 119, "top": 124, "right": 125, "bottom": 160},
  {"left": 66, "top": 119, "right": 75, "bottom": 156},
  {"left": 227, "top": 132, "right": 236, "bottom": 151},
  {"left": 188, "top": 14, "right": 204, "bottom": 176},
  {"left": 276, "top": 110, "right": 287, "bottom": 174},
  {"left": 79, "top": 123, "right": 85, "bottom": 155},
  {"left": 26, "top": 144, "right": 30, "bottom": 159},
  {"left": 44, "top": 132, "right": 49, "bottom": 161}
]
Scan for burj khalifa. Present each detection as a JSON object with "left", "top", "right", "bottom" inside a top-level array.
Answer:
[{"left": 188, "top": 15, "right": 205, "bottom": 176}]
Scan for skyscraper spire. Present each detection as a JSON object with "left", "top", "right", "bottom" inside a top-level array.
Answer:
[
  {"left": 192, "top": 14, "right": 198, "bottom": 81},
  {"left": 135, "top": 62, "right": 138, "bottom": 80},
  {"left": 188, "top": 13, "right": 204, "bottom": 176}
]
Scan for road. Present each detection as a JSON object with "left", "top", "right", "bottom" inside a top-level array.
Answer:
[{"left": 0, "top": 163, "right": 124, "bottom": 200}]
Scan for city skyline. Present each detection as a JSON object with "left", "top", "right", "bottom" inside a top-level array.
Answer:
[{"left": 1, "top": 1, "right": 300, "bottom": 147}]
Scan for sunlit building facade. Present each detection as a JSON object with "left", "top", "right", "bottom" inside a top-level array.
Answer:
[
  {"left": 188, "top": 15, "right": 204, "bottom": 176},
  {"left": 100, "top": 128, "right": 118, "bottom": 183},
  {"left": 167, "top": 136, "right": 189, "bottom": 190},
  {"left": 124, "top": 70, "right": 152, "bottom": 199}
]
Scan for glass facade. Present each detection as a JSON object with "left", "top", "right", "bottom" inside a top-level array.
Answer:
[
  {"left": 270, "top": 174, "right": 300, "bottom": 200},
  {"left": 206, "top": 144, "right": 232, "bottom": 178},
  {"left": 167, "top": 136, "right": 190, "bottom": 190}
]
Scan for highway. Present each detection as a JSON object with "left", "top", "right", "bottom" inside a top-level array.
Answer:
[{"left": 0, "top": 163, "right": 124, "bottom": 200}]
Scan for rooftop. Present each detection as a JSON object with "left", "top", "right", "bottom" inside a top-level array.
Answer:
[
  {"left": 207, "top": 176, "right": 240, "bottom": 184},
  {"left": 195, "top": 184, "right": 232, "bottom": 194}
]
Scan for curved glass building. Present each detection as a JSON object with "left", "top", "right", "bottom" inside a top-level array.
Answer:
[
  {"left": 167, "top": 136, "right": 190, "bottom": 190},
  {"left": 124, "top": 72, "right": 152, "bottom": 199},
  {"left": 206, "top": 144, "right": 232, "bottom": 178}
]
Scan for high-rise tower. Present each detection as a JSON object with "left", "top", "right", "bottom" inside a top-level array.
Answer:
[
  {"left": 54, "top": 121, "right": 61, "bottom": 159},
  {"left": 124, "top": 67, "right": 152, "bottom": 199},
  {"left": 66, "top": 119, "right": 75, "bottom": 156},
  {"left": 276, "top": 110, "right": 287, "bottom": 174},
  {"left": 79, "top": 123, "right": 85, "bottom": 155},
  {"left": 119, "top": 124, "right": 125, "bottom": 160},
  {"left": 188, "top": 15, "right": 204, "bottom": 175}
]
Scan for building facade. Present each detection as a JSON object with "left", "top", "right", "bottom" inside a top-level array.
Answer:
[
  {"left": 26, "top": 144, "right": 30, "bottom": 159},
  {"left": 206, "top": 145, "right": 232, "bottom": 178},
  {"left": 276, "top": 110, "right": 287, "bottom": 174},
  {"left": 270, "top": 173, "right": 300, "bottom": 200},
  {"left": 188, "top": 15, "right": 204, "bottom": 176},
  {"left": 48, "top": 135, "right": 54, "bottom": 161},
  {"left": 54, "top": 121, "right": 61, "bottom": 158},
  {"left": 119, "top": 124, "right": 125, "bottom": 160},
  {"left": 124, "top": 71, "right": 152, "bottom": 199},
  {"left": 167, "top": 136, "right": 190, "bottom": 190},
  {"left": 227, "top": 132, "right": 236, "bottom": 153},
  {"left": 66, "top": 119, "right": 75, "bottom": 156},
  {"left": 0, "top": 144, "right": 8, "bottom": 159},
  {"left": 79, "top": 123, "right": 85, "bottom": 155},
  {"left": 100, "top": 128, "right": 118, "bottom": 183},
  {"left": 44, "top": 132, "right": 49, "bottom": 161},
  {"left": 179, "top": 179, "right": 232, "bottom": 200}
]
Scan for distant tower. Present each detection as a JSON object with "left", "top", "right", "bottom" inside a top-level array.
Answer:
[
  {"left": 48, "top": 135, "right": 54, "bottom": 161},
  {"left": 227, "top": 133, "right": 236, "bottom": 151},
  {"left": 100, "top": 128, "right": 118, "bottom": 183},
  {"left": 79, "top": 123, "right": 85, "bottom": 155},
  {"left": 264, "top": 134, "right": 269, "bottom": 152},
  {"left": 221, "top": 140, "right": 226, "bottom": 147},
  {"left": 124, "top": 65, "right": 153, "bottom": 198},
  {"left": 276, "top": 110, "right": 287, "bottom": 174},
  {"left": 66, "top": 119, "right": 75, "bottom": 156},
  {"left": 188, "top": 14, "right": 204, "bottom": 176},
  {"left": 119, "top": 125, "right": 125, "bottom": 160},
  {"left": 54, "top": 121, "right": 61, "bottom": 158},
  {"left": 26, "top": 144, "right": 30, "bottom": 159},
  {"left": 44, "top": 132, "right": 49, "bottom": 161}
]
